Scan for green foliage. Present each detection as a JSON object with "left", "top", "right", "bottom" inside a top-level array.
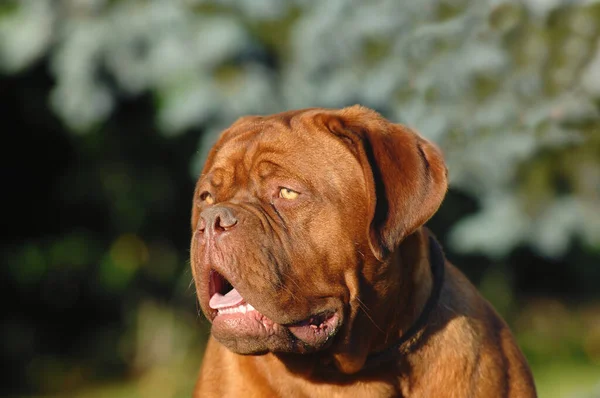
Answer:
[{"left": 2, "top": 0, "right": 599, "bottom": 258}]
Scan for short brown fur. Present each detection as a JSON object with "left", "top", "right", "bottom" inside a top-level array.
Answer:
[{"left": 190, "top": 106, "right": 536, "bottom": 397}]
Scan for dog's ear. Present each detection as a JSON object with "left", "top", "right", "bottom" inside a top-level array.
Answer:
[{"left": 321, "top": 105, "right": 448, "bottom": 261}]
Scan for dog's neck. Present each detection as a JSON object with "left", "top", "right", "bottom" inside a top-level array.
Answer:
[
  {"left": 362, "top": 229, "right": 445, "bottom": 369},
  {"left": 323, "top": 227, "right": 445, "bottom": 375}
]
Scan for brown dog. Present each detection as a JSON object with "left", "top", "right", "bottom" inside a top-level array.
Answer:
[{"left": 190, "top": 106, "right": 536, "bottom": 397}]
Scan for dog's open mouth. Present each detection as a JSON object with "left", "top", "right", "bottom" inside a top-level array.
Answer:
[
  {"left": 208, "top": 269, "right": 254, "bottom": 313},
  {"left": 207, "top": 269, "right": 339, "bottom": 348}
]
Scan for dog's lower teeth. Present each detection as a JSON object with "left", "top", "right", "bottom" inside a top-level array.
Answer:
[{"left": 217, "top": 303, "right": 255, "bottom": 315}]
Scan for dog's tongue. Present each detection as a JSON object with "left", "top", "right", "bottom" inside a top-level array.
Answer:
[{"left": 209, "top": 288, "right": 244, "bottom": 309}]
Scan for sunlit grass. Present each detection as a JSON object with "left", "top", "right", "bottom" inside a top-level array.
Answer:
[{"left": 533, "top": 361, "right": 600, "bottom": 398}]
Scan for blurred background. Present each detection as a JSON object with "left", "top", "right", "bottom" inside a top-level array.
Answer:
[{"left": 1, "top": 0, "right": 599, "bottom": 397}]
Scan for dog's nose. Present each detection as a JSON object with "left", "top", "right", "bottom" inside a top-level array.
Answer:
[{"left": 198, "top": 206, "right": 238, "bottom": 236}]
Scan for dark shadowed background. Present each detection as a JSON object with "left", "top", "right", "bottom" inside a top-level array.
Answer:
[{"left": 1, "top": 1, "right": 600, "bottom": 397}]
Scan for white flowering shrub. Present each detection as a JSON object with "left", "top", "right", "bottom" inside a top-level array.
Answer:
[{"left": 1, "top": 0, "right": 599, "bottom": 258}]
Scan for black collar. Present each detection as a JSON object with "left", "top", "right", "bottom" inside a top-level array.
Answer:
[{"left": 361, "top": 235, "right": 445, "bottom": 370}]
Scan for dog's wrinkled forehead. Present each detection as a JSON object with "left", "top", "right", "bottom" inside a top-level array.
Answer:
[{"left": 203, "top": 115, "right": 365, "bottom": 196}]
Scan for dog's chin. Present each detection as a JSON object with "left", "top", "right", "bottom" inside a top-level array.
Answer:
[{"left": 207, "top": 304, "right": 341, "bottom": 355}]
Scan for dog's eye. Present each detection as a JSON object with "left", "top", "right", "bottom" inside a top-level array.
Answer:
[
  {"left": 279, "top": 187, "right": 299, "bottom": 200},
  {"left": 200, "top": 191, "right": 214, "bottom": 205}
]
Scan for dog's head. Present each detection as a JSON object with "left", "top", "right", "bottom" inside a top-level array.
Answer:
[{"left": 190, "top": 106, "right": 447, "bottom": 372}]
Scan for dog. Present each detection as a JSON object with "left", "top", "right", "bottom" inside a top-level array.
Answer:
[{"left": 190, "top": 106, "right": 537, "bottom": 397}]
